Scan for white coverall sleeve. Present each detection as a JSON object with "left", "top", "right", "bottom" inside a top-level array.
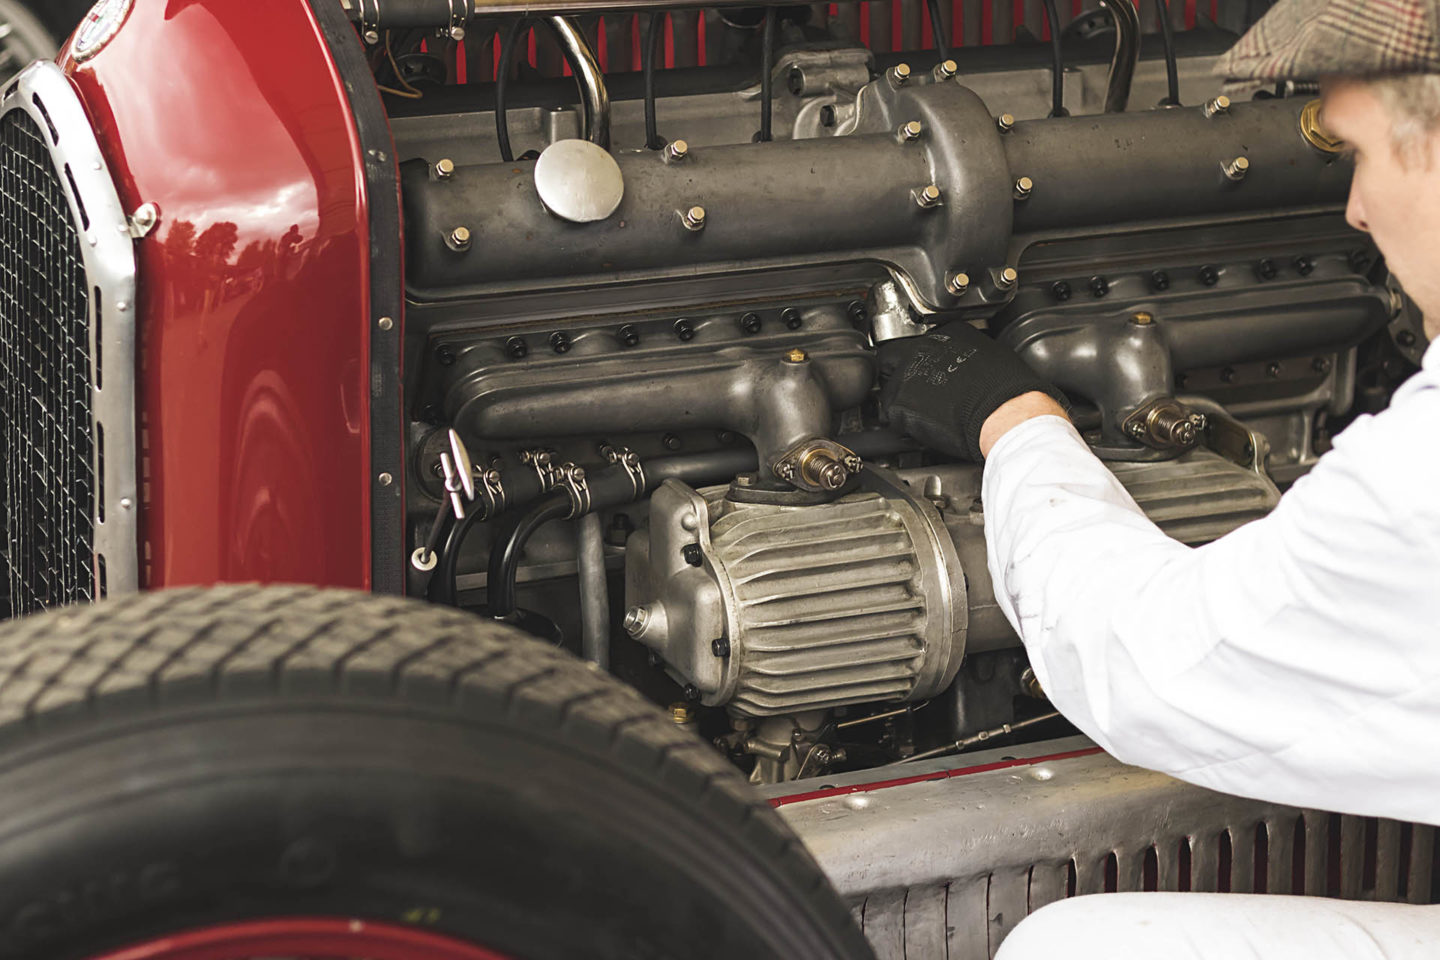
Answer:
[{"left": 980, "top": 369, "right": 1440, "bottom": 826}]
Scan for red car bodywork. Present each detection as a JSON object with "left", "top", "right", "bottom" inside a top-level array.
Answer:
[{"left": 60, "top": 0, "right": 381, "bottom": 591}]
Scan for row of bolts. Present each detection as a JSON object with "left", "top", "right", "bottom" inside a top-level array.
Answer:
[{"left": 433, "top": 78, "right": 1245, "bottom": 299}]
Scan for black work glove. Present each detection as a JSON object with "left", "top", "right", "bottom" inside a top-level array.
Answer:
[{"left": 877, "top": 322, "right": 1066, "bottom": 461}]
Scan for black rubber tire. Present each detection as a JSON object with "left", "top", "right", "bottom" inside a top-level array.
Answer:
[{"left": 0, "top": 586, "right": 873, "bottom": 960}]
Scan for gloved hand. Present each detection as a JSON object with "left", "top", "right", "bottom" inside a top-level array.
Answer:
[{"left": 877, "top": 321, "right": 1067, "bottom": 461}]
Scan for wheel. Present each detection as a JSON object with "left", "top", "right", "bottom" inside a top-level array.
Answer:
[
  {"left": 0, "top": 0, "right": 60, "bottom": 84},
  {"left": 0, "top": 586, "right": 873, "bottom": 960}
]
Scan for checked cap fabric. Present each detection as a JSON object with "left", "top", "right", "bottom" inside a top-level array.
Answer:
[{"left": 1215, "top": 0, "right": 1440, "bottom": 85}]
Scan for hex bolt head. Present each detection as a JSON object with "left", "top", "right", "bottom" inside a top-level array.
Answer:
[
  {"left": 617, "top": 324, "right": 641, "bottom": 348},
  {"left": 674, "top": 318, "right": 696, "bottom": 341},
  {"left": 505, "top": 336, "right": 528, "bottom": 360},
  {"left": 623, "top": 605, "right": 650, "bottom": 636},
  {"left": 913, "top": 184, "right": 943, "bottom": 209},
  {"left": 1312, "top": 356, "right": 1333, "bottom": 373},
  {"left": 934, "top": 58, "right": 958, "bottom": 80},
  {"left": 549, "top": 331, "right": 571, "bottom": 354},
  {"left": 782, "top": 307, "right": 803, "bottom": 330},
  {"left": 1294, "top": 255, "right": 1315, "bottom": 276},
  {"left": 665, "top": 139, "right": 689, "bottom": 161},
  {"left": 1256, "top": 258, "right": 1277, "bottom": 281},
  {"left": 681, "top": 205, "right": 706, "bottom": 231},
  {"left": 784, "top": 348, "right": 809, "bottom": 363},
  {"left": 997, "top": 266, "right": 1019, "bottom": 288},
  {"left": 739, "top": 312, "right": 763, "bottom": 334},
  {"left": 946, "top": 272, "right": 971, "bottom": 296},
  {"left": 900, "top": 120, "right": 923, "bottom": 141},
  {"left": 1151, "top": 270, "right": 1171, "bottom": 291},
  {"left": 435, "top": 158, "right": 456, "bottom": 179},
  {"left": 448, "top": 226, "right": 472, "bottom": 250},
  {"left": 848, "top": 300, "right": 868, "bottom": 322},
  {"left": 1013, "top": 176, "right": 1034, "bottom": 200},
  {"left": 1131, "top": 311, "right": 1154, "bottom": 325},
  {"left": 683, "top": 684, "right": 701, "bottom": 702},
  {"left": 996, "top": 112, "right": 1016, "bottom": 133},
  {"left": 889, "top": 63, "right": 912, "bottom": 85},
  {"left": 1222, "top": 156, "right": 1250, "bottom": 181},
  {"left": 682, "top": 542, "right": 704, "bottom": 566},
  {"left": 1203, "top": 95, "right": 1231, "bottom": 118},
  {"left": 1051, "top": 280, "right": 1072, "bottom": 301},
  {"left": 435, "top": 344, "right": 456, "bottom": 366},
  {"left": 711, "top": 637, "right": 731, "bottom": 658},
  {"left": 1198, "top": 264, "right": 1220, "bottom": 286},
  {"left": 1090, "top": 275, "right": 1110, "bottom": 298}
]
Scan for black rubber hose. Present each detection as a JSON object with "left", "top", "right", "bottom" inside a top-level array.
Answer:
[
  {"left": 925, "top": 0, "right": 949, "bottom": 62},
  {"left": 758, "top": 6, "right": 777, "bottom": 142},
  {"left": 644, "top": 12, "right": 665, "bottom": 149},
  {"left": 1041, "top": 0, "right": 1067, "bottom": 117},
  {"left": 494, "top": 17, "right": 527, "bottom": 162},
  {"left": 485, "top": 492, "right": 571, "bottom": 618},
  {"left": 1153, "top": 0, "right": 1180, "bottom": 106}
]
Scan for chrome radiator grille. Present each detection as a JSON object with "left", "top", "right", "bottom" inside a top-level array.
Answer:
[{"left": 0, "top": 110, "right": 94, "bottom": 616}]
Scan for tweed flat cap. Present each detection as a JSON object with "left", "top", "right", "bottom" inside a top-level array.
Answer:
[{"left": 1215, "top": 0, "right": 1440, "bottom": 84}]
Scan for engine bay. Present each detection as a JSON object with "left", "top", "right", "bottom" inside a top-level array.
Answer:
[{"left": 363, "top": 2, "right": 1427, "bottom": 784}]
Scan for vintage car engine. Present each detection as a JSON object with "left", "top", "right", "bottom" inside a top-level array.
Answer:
[{"left": 374, "top": 7, "right": 1424, "bottom": 783}]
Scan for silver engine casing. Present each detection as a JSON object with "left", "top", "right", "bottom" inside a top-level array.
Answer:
[{"left": 625, "top": 469, "right": 967, "bottom": 717}]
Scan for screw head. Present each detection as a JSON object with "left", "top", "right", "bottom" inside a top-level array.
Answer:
[
  {"left": 784, "top": 348, "right": 809, "bottom": 363},
  {"left": 900, "top": 120, "right": 923, "bottom": 141},
  {"left": 435, "top": 158, "right": 456, "bottom": 179},
  {"left": 1294, "top": 255, "right": 1315, "bottom": 276},
  {"left": 448, "top": 226, "right": 472, "bottom": 249},
  {"left": 1198, "top": 264, "right": 1220, "bottom": 286},
  {"left": 913, "top": 184, "right": 942, "bottom": 209},
  {"left": 1051, "top": 280, "right": 1072, "bottom": 301},
  {"left": 1256, "top": 258, "right": 1277, "bottom": 281},
  {"left": 683, "top": 684, "right": 701, "bottom": 702},
  {"left": 663, "top": 433, "right": 683, "bottom": 451},
  {"left": 1090, "top": 275, "right": 1110, "bottom": 298},
  {"left": 774, "top": 461, "right": 797, "bottom": 482},
  {"left": 435, "top": 344, "right": 456, "bottom": 366},
  {"left": 549, "top": 331, "right": 571, "bottom": 354},
  {"left": 377, "top": 316, "right": 394, "bottom": 331},
  {"left": 1266, "top": 361, "right": 1282, "bottom": 378},
  {"left": 1151, "top": 270, "right": 1171, "bottom": 291},
  {"left": 996, "top": 113, "right": 1015, "bottom": 133},
  {"left": 682, "top": 542, "right": 703, "bottom": 566},
  {"left": 739, "top": 312, "right": 762, "bottom": 334},
  {"left": 946, "top": 272, "right": 971, "bottom": 296},
  {"left": 711, "top": 637, "right": 731, "bottom": 658},
  {"left": 1013, "top": 176, "right": 1034, "bottom": 199},
  {"left": 782, "top": 307, "right": 803, "bottom": 330},
  {"left": 674, "top": 318, "right": 695, "bottom": 341},
  {"left": 1312, "top": 355, "right": 1332, "bottom": 373},
  {"left": 618, "top": 324, "right": 641, "bottom": 348},
  {"left": 848, "top": 300, "right": 868, "bottom": 322},
  {"left": 505, "top": 336, "right": 528, "bottom": 359},
  {"left": 665, "top": 139, "right": 689, "bottom": 161},
  {"left": 378, "top": 472, "right": 394, "bottom": 486},
  {"left": 682, "top": 205, "right": 706, "bottom": 231},
  {"left": 890, "top": 63, "right": 912, "bottom": 85}
]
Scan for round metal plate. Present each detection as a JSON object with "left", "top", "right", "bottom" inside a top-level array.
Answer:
[
  {"left": 533, "top": 139, "right": 624, "bottom": 223},
  {"left": 72, "top": 0, "right": 134, "bottom": 62}
]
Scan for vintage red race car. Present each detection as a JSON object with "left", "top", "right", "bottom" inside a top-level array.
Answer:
[{"left": 0, "top": 0, "right": 1431, "bottom": 957}]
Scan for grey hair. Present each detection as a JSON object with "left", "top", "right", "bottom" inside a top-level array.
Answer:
[{"left": 1369, "top": 73, "right": 1440, "bottom": 165}]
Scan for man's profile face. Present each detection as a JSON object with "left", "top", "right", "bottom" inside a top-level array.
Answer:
[{"left": 1323, "top": 79, "right": 1440, "bottom": 341}]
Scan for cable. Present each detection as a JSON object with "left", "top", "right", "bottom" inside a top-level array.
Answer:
[
  {"left": 758, "top": 6, "right": 776, "bottom": 142},
  {"left": 643, "top": 12, "right": 666, "bottom": 149},
  {"left": 380, "top": 30, "right": 424, "bottom": 99},
  {"left": 1040, "top": 0, "right": 1067, "bottom": 117},
  {"left": 925, "top": 0, "right": 950, "bottom": 62},
  {"left": 1153, "top": 0, "right": 1181, "bottom": 106},
  {"left": 896, "top": 711, "right": 1063, "bottom": 764},
  {"left": 494, "top": 17, "right": 527, "bottom": 162}
]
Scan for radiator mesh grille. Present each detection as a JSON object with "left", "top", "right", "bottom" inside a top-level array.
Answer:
[{"left": 0, "top": 109, "right": 94, "bottom": 616}]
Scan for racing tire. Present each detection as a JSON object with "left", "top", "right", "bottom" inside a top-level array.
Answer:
[{"left": 0, "top": 585, "right": 874, "bottom": 960}]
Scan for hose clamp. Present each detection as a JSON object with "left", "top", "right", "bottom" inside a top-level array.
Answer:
[
  {"left": 603, "top": 445, "right": 646, "bottom": 501},
  {"left": 446, "top": 0, "right": 469, "bottom": 40},
  {"left": 475, "top": 467, "right": 506, "bottom": 521},
  {"left": 521, "top": 449, "right": 559, "bottom": 492},
  {"left": 556, "top": 463, "right": 592, "bottom": 519},
  {"left": 360, "top": 0, "right": 381, "bottom": 44}
]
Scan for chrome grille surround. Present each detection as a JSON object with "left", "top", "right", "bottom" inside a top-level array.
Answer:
[
  {"left": 0, "top": 61, "right": 138, "bottom": 613},
  {"left": 771, "top": 736, "right": 1438, "bottom": 959}
]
